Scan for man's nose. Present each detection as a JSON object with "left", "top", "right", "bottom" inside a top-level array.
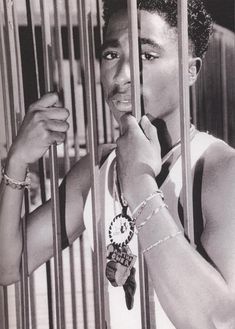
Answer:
[{"left": 114, "top": 57, "right": 131, "bottom": 87}]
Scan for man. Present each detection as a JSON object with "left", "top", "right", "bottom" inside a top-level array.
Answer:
[{"left": 1, "top": 0, "right": 235, "bottom": 328}]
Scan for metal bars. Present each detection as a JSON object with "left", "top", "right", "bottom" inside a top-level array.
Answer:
[
  {"left": 40, "top": 1, "right": 65, "bottom": 328},
  {"left": 0, "top": 1, "right": 233, "bottom": 329},
  {"left": 77, "top": 1, "right": 106, "bottom": 328},
  {"left": 127, "top": 0, "right": 141, "bottom": 121},
  {"left": 177, "top": 0, "right": 195, "bottom": 245},
  {"left": 2, "top": 1, "right": 30, "bottom": 329},
  {"left": 127, "top": 2, "right": 151, "bottom": 328}
]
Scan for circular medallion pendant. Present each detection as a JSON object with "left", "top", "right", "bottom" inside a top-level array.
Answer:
[{"left": 109, "top": 213, "right": 135, "bottom": 247}]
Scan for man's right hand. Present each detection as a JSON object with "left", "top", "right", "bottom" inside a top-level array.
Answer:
[{"left": 8, "top": 93, "right": 70, "bottom": 166}]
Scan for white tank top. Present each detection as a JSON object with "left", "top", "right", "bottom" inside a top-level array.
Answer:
[{"left": 84, "top": 132, "right": 220, "bottom": 329}]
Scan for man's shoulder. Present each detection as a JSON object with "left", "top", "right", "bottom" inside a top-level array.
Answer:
[
  {"left": 202, "top": 138, "right": 235, "bottom": 173},
  {"left": 201, "top": 138, "right": 235, "bottom": 210}
]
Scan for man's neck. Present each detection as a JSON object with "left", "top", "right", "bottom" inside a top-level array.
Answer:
[{"left": 151, "top": 114, "right": 181, "bottom": 159}]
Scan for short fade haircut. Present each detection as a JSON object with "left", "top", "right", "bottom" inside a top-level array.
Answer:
[{"left": 103, "top": 0, "right": 213, "bottom": 58}]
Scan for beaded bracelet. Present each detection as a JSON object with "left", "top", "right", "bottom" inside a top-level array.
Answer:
[
  {"left": 136, "top": 203, "right": 168, "bottom": 231},
  {"left": 1, "top": 167, "right": 31, "bottom": 190},
  {"left": 132, "top": 189, "right": 164, "bottom": 221},
  {"left": 142, "top": 231, "right": 182, "bottom": 254}
]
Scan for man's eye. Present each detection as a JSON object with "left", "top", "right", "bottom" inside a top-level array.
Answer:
[
  {"left": 141, "top": 52, "right": 159, "bottom": 61},
  {"left": 102, "top": 51, "right": 119, "bottom": 60}
]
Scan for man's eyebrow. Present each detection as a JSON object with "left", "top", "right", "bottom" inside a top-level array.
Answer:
[
  {"left": 101, "top": 37, "right": 162, "bottom": 52},
  {"left": 140, "top": 37, "right": 162, "bottom": 51},
  {"left": 101, "top": 39, "right": 120, "bottom": 51}
]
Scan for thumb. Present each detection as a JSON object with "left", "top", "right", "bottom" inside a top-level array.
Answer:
[
  {"left": 119, "top": 114, "right": 138, "bottom": 135},
  {"left": 32, "top": 92, "right": 59, "bottom": 108},
  {"left": 140, "top": 115, "right": 158, "bottom": 142}
]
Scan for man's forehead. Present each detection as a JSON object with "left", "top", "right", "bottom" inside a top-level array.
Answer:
[
  {"left": 102, "top": 37, "right": 163, "bottom": 54},
  {"left": 105, "top": 9, "right": 129, "bottom": 38},
  {"left": 105, "top": 9, "right": 177, "bottom": 43}
]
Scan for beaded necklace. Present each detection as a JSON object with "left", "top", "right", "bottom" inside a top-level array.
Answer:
[{"left": 109, "top": 162, "right": 135, "bottom": 247}]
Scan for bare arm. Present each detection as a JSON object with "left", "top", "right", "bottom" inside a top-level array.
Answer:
[
  {"left": 26, "top": 153, "right": 91, "bottom": 274},
  {"left": 0, "top": 93, "right": 88, "bottom": 285},
  {"left": 116, "top": 114, "right": 235, "bottom": 329},
  {"left": 25, "top": 143, "right": 115, "bottom": 273}
]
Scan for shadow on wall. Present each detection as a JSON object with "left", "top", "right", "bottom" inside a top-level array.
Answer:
[
  {"left": 205, "top": 0, "right": 234, "bottom": 32},
  {"left": 192, "top": 24, "right": 235, "bottom": 146}
]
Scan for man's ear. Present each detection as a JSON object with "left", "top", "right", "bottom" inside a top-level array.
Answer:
[{"left": 188, "top": 57, "right": 202, "bottom": 86}]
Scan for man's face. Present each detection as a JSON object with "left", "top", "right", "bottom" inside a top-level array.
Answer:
[{"left": 101, "top": 9, "right": 181, "bottom": 125}]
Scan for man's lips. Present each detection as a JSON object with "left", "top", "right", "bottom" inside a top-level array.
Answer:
[
  {"left": 110, "top": 94, "right": 131, "bottom": 102},
  {"left": 110, "top": 98, "right": 132, "bottom": 111},
  {"left": 107, "top": 91, "right": 132, "bottom": 111}
]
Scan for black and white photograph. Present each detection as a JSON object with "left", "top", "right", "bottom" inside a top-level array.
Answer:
[{"left": 0, "top": 0, "right": 235, "bottom": 328}]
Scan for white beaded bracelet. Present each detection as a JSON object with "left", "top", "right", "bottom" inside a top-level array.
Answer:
[
  {"left": 142, "top": 231, "right": 183, "bottom": 254},
  {"left": 136, "top": 203, "right": 168, "bottom": 231},
  {"left": 132, "top": 189, "right": 164, "bottom": 221},
  {"left": 1, "top": 167, "right": 31, "bottom": 190}
]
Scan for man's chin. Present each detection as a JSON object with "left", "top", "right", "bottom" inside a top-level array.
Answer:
[{"left": 112, "top": 108, "right": 132, "bottom": 123}]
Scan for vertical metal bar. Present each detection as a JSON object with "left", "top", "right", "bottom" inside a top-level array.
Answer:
[
  {"left": 190, "top": 84, "right": 198, "bottom": 126},
  {"left": 94, "top": 0, "right": 116, "bottom": 144},
  {"left": 3, "top": 0, "right": 19, "bottom": 139},
  {"left": 25, "top": 1, "right": 55, "bottom": 328},
  {"left": 53, "top": 0, "right": 70, "bottom": 173},
  {"left": 15, "top": 283, "right": 22, "bottom": 329},
  {"left": 220, "top": 37, "right": 228, "bottom": 143},
  {"left": 68, "top": 246, "right": 77, "bottom": 329},
  {"left": 177, "top": 0, "right": 195, "bottom": 245},
  {"left": 3, "top": 287, "right": 9, "bottom": 329},
  {"left": 0, "top": 287, "right": 5, "bottom": 329},
  {"left": 127, "top": 0, "right": 141, "bottom": 121},
  {"left": 40, "top": 1, "right": 65, "bottom": 328},
  {"left": 0, "top": 287, "right": 9, "bottom": 329},
  {"left": 78, "top": 1, "right": 106, "bottom": 328},
  {"left": 12, "top": 4, "right": 32, "bottom": 329},
  {"left": 65, "top": 0, "right": 81, "bottom": 159},
  {"left": 76, "top": 2, "right": 91, "bottom": 328},
  {"left": 21, "top": 193, "right": 30, "bottom": 329},
  {"left": 127, "top": 2, "right": 151, "bottom": 328},
  {"left": 0, "top": 5, "right": 12, "bottom": 151},
  {"left": 29, "top": 275, "right": 37, "bottom": 329},
  {"left": 12, "top": 2, "right": 25, "bottom": 118},
  {"left": 53, "top": 0, "right": 64, "bottom": 93},
  {"left": 0, "top": 9, "right": 13, "bottom": 329},
  {"left": 25, "top": 0, "right": 41, "bottom": 98},
  {"left": 64, "top": 3, "right": 82, "bottom": 328},
  {"left": 3, "top": 1, "right": 31, "bottom": 329},
  {"left": 96, "top": 0, "right": 112, "bottom": 143},
  {"left": 49, "top": 144, "right": 65, "bottom": 329},
  {"left": 0, "top": 12, "right": 11, "bottom": 329},
  {"left": 54, "top": 2, "right": 80, "bottom": 329}
]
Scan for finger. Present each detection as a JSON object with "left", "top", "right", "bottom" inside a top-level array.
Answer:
[
  {"left": 46, "top": 120, "right": 69, "bottom": 133},
  {"left": 140, "top": 115, "right": 158, "bottom": 142},
  {"left": 44, "top": 107, "right": 70, "bottom": 120},
  {"left": 30, "top": 92, "right": 59, "bottom": 109},
  {"left": 49, "top": 131, "right": 66, "bottom": 145},
  {"left": 30, "top": 107, "right": 69, "bottom": 121},
  {"left": 119, "top": 114, "right": 138, "bottom": 135}
]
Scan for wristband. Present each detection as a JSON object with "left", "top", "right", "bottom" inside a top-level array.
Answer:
[
  {"left": 142, "top": 231, "right": 182, "bottom": 254},
  {"left": 1, "top": 167, "right": 31, "bottom": 190},
  {"left": 136, "top": 203, "right": 168, "bottom": 231}
]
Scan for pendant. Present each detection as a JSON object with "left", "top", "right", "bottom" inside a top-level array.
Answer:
[
  {"left": 106, "top": 244, "right": 137, "bottom": 309},
  {"left": 106, "top": 244, "right": 137, "bottom": 270},
  {"left": 108, "top": 210, "right": 135, "bottom": 247},
  {"left": 106, "top": 244, "right": 136, "bottom": 286}
]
